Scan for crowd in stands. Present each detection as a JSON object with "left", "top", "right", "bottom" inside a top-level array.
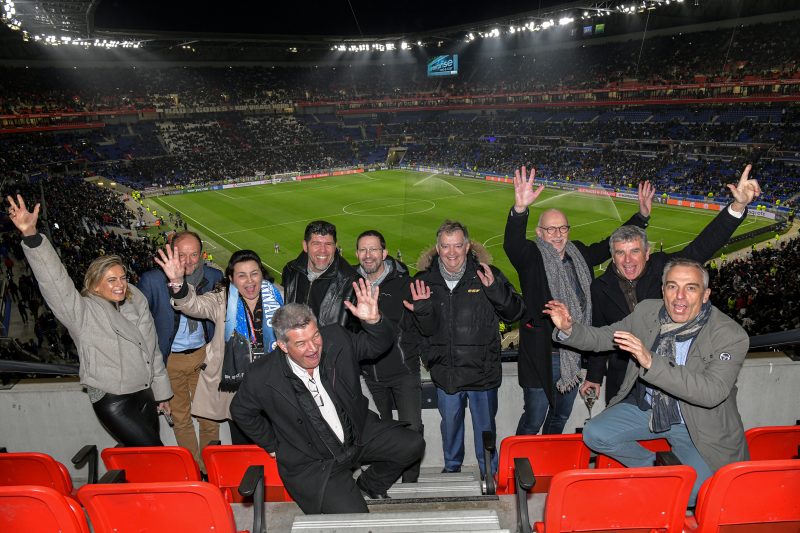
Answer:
[
  {"left": 0, "top": 107, "right": 798, "bottom": 205},
  {"left": 1, "top": 19, "right": 799, "bottom": 114},
  {"left": 710, "top": 236, "right": 800, "bottom": 335}
]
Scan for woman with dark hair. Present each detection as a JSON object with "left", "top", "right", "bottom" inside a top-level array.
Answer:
[
  {"left": 7, "top": 195, "right": 172, "bottom": 447},
  {"left": 156, "top": 246, "right": 283, "bottom": 443}
]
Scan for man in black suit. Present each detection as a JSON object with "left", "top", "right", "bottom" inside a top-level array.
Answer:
[{"left": 230, "top": 280, "right": 425, "bottom": 514}]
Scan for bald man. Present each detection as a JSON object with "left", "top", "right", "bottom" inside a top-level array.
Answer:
[{"left": 503, "top": 166, "right": 652, "bottom": 435}]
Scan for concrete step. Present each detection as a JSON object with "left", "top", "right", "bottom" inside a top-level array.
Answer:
[
  {"left": 386, "top": 480, "right": 484, "bottom": 499},
  {"left": 291, "top": 509, "right": 502, "bottom": 532}
]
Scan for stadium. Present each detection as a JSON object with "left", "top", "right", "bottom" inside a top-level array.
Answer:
[{"left": 0, "top": 0, "right": 798, "bottom": 531}]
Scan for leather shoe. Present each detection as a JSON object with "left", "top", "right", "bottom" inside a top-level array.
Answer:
[
  {"left": 441, "top": 466, "right": 461, "bottom": 473},
  {"left": 357, "top": 477, "right": 390, "bottom": 500}
]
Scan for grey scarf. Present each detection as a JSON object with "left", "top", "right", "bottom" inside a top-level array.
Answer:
[
  {"left": 438, "top": 256, "right": 467, "bottom": 283},
  {"left": 184, "top": 264, "right": 204, "bottom": 334},
  {"left": 648, "top": 301, "right": 711, "bottom": 432},
  {"left": 536, "top": 238, "right": 593, "bottom": 392}
]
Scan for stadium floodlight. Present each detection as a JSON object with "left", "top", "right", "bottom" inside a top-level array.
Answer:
[
  {"left": 558, "top": 17, "right": 574, "bottom": 26},
  {"left": 401, "top": 41, "right": 408, "bottom": 49},
  {"left": 509, "top": 26, "right": 515, "bottom": 33}
]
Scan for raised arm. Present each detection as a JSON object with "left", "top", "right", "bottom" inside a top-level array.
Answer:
[
  {"left": 504, "top": 167, "right": 544, "bottom": 271},
  {"left": 8, "top": 195, "right": 87, "bottom": 332},
  {"left": 675, "top": 164, "right": 759, "bottom": 263}
]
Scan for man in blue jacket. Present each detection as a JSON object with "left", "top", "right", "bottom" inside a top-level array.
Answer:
[{"left": 138, "top": 231, "right": 223, "bottom": 469}]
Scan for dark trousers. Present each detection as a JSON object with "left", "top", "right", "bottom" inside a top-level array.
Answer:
[
  {"left": 92, "top": 387, "right": 163, "bottom": 447},
  {"left": 319, "top": 422, "right": 425, "bottom": 514},
  {"left": 364, "top": 372, "right": 423, "bottom": 482}
]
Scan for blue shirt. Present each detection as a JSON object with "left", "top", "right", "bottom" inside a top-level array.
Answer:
[
  {"left": 646, "top": 338, "right": 692, "bottom": 422},
  {"left": 170, "top": 314, "right": 206, "bottom": 352}
]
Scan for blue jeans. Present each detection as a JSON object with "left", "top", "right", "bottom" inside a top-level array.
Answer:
[
  {"left": 516, "top": 354, "right": 579, "bottom": 435},
  {"left": 583, "top": 401, "right": 713, "bottom": 506},
  {"left": 437, "top": 388, "right": 498, "bottom": 478}
]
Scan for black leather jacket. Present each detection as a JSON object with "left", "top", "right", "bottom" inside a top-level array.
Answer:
[{"left": 281, "top": 251, "right": 359, "bottom": 328}]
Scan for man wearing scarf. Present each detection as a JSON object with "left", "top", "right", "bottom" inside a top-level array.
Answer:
[
  {"left": 545, "top": 258, "right": 750, "bottom": 506},
  {"left": 585, "top": 164, "right": 760, "bottom": 404},
  {"left": 409, "top": 220, "right": 525, "bottom": 478},
  {"left": 504, "top": 166, "right": 653, "bottom": 436},
  {"left": 138, "top": 231, "right": 223, "bottom": 470}
]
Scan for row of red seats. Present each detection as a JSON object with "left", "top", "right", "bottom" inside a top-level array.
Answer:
[
  {"left": 513, "top": 459, "right": 800, "bottom": 532},
  {"left": 0, "top": 444, "right": 291, "bottom": 504},
  {"left": 489, "top": 423, "right": 800, "bottom": 495},
  {"left": 0, "top": 445, "right": 282, "bottom": 533},
  {"left": 495, "top": 424, "right": 800, "bottom": 533}
]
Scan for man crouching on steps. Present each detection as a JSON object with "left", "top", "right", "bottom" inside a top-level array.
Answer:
[{"left": 230, "top": 278, "right": 425, "bottom": 514}]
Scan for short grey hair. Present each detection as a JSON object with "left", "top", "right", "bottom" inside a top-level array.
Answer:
[
  {"left": 662, "top": 257, "right": 709, "bottom": 290},
  {"left": 609, "top": 225, "right": 650, "bottom": 255},
  {"left": 436, "top": 219, "right": 469, "bottom": 242},
  {"left": 272, "top": 303, "right": 318, "bottom": 343}
]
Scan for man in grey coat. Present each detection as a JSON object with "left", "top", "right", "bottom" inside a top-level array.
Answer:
[{"left": 544, "top": 257, "right": 749, "bottom": 506}]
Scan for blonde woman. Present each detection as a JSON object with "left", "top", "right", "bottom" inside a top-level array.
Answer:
[{"left": 7, "top": 195, "right": 172, "bottom": 446}]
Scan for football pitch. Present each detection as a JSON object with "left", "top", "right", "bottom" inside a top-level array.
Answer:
[{"left": 149, "top": 169, "right": 773, "bottom": 288}]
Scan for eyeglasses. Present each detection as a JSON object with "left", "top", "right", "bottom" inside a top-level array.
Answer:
[
  {"left": 307, "top": 378, "right": 324, "bottom": 407},
  {"left": 357, "top": 247, "right": 383, "bottom": 255},
  {"left": 539, "top": 225, "right": 571, "bottom": 235}
]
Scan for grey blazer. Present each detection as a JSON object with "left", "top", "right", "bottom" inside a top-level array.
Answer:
[
  {"left": 558, "top": 299, "right": 749, "bottom": 472},
  {"left": 22, "top": 234, "right": 172, "bottom": 401}
]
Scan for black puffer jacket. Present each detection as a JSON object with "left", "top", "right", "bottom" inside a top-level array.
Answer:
[
  {"left": 358, "top": 257, "right": 422, "bottom": 381},
  {"left": 281, "top": 251, "right": 359, "bottom": 328},
  {"left": 410, "top": 242, "right": 525, "bottom": 393}
]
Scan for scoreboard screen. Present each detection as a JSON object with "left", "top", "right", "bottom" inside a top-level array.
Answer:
[{"left": 427, "top": 55, "right": 458, "bottom": 77}]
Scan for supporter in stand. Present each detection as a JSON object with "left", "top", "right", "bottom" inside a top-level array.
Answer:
[
  {"left": 7, "top": 194, "right": 172, "bottom": 447},
  {"left": 156, "top": 246, "right": 284, "bottom": 444}
]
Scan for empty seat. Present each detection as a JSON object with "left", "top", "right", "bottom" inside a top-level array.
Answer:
[
  {"left": 0, "top": 485, "right": 90, "bottom": 533},
  {"left": 101, "top": 446, "right": 201, "bottom": 482},
  {"left": 594, "top": 438, "right": 672, "bottom": 468},
  {"left": 687, "top": 459, "right": 800, "bottom": 533},
  {"left": 530, "top": 465, "right": 695, "bottom": 533},
  {"left": 494, "top": 434, "right": 590, "bottom": 494},
  {"left": 203, "top": 444, "right": 292, "bottom": 502},
  {"left": 77, "top": 481, "right": 251, "bottom": 533},
  {"left": 745, "top": 425, "right": 800, "bottom": 460}
]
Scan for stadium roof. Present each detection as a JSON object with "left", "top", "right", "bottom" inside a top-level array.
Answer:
[{"left": 2, "top": 0, "right": 798, "bottom": 55}]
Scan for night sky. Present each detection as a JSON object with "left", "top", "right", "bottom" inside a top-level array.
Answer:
[{"left": 93, "top": 0, "right": 571, "bottom": 36}]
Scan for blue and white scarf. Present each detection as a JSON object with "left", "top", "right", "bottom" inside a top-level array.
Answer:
[{"left": 219, "top": 281, "right": 283, "bottom": 391}]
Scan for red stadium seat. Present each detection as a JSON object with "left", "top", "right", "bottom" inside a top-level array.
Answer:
[
  {"left": 0, "top": 485, "right": 90, "bottom": 533},
  {"left": 77, "top": 481, "right": 249, "bottom": 533},
  {"left": 594, "top": 438, "right": 672, "bottom": 468},
  {"left": 745, "top": 425, "right": 800, "bottom": 460},
  {"left": 0, "top": 452, "right": 75, "bottom": 496},
  {"left": 202, "top": 444, "right": 292, "bottom": 502},
  {"left": 495, "top": 434, "right": 591, "bottom": 494},
  {"left": 687, "top": 460, "right": 800, "bottom": 533},
  {"left": 532, "top": 465, "right": 695, "bottom": 533},
  {"left": 101, "top": 446, "right": 201, "bottom": 482}
]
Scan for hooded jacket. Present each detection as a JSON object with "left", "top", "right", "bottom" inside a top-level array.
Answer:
[
  {"left": 410, "top": 242, "right": 525, "bottom": 393},
  {"left": 281, "top": 251, "right": 359, "bottom": 328}
]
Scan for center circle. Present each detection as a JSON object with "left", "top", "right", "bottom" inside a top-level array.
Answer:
[{"left": 342, "top": 198, "right": 436, "bottom": 217}]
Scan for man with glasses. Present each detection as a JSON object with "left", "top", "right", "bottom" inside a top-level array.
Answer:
[
  {"left": 354, "top": 230, "right": 423, "bottom": 483},
  {"left": 504, "top": 166, "right": 653, "bottom": 435},
  {"left": 230, "top": 285, "right": 426, "bottom": 514}
]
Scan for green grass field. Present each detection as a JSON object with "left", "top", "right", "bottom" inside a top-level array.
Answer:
[{"left": 149, "top": 169, "right": 773, "bottom": 289}]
